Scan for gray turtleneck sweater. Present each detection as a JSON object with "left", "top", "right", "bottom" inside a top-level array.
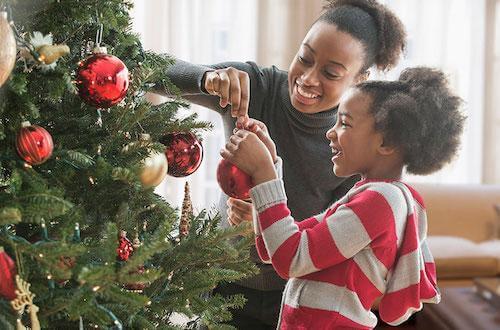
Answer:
[{"left": 161, "top": 60, "right": 359, "bottom": 290}]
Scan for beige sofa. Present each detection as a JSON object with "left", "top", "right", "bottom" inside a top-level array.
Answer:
[{"left": 411, "top": 183, "right": 500, "bottom": 287}]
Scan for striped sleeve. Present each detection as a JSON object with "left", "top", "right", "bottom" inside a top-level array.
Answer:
[{"left": 250, "top": 179, "right": 399, "bottom": 279}]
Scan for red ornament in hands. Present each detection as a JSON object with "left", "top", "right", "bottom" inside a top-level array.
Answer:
[
  {"left": 0, "top": 246, "right": 17, "bottom": 300},
  {"left": 16, "top": 121, "right": 54, "bottom": 165},
  {"left": 76, "top": 48, "right": 129, "bottom": 108},
  {"left": 216, "top": 159, "right": 254, "bottom": 200},
  {"left": 160, "top": 132, "right": 203, "bottom": 177}
]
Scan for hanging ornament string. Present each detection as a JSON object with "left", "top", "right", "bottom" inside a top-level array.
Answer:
[
  {"left": 95, "top": 22, "right": 103, "bottom": 49},
  {"left": 95, "top": 22, "right": 104, "bottom": 127}
]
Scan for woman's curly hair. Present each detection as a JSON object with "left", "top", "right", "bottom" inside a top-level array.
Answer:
[
  {"left": 357, "top": 67, "right": 466, "bottom": 175},
  {"left": 320, "top": 0, "right": 407, "bottom": 72}
]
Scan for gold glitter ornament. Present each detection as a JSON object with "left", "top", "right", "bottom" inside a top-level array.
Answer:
[{"left": 0, "top": 11, "right": 16, "bottom": 87}]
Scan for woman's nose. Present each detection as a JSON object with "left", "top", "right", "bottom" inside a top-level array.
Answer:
[{"left": 301, "top": 67, "right": 320, "bottom": 86}]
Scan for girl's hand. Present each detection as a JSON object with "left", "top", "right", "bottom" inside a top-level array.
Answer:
[
  {"left": 226, "top": 197, "right": 253, "bottom": 226},
  {"left": 220, "top": 130, "right": 277, "bottom": 185},
  {"left": 242, "top": 118, "right": 278, "bottom": 163},
  {"left": 203, "top": 68, "right": 250, "bottom": 127}
]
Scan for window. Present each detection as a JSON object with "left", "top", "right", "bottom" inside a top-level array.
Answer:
[
  {"left": 132, "top": 0, "right": 258, "bottom": 211},
  {"left": 379, "top": 0, "right": 486, "bottom": 184}
]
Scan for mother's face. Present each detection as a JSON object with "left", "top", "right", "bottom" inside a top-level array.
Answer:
[{"left": 288, "top": 21, "right": 366, "bottom": 114}]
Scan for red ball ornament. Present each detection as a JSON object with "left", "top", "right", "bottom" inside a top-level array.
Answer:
[
  {"left": 216, "top": 159, "right": 254, "bottom": 200},
  {"left": 160, "top": 132, "right": 203, "bottom": 177},
  {"left": 76, "top": 47, "right": 129, "bottom": 108},
  {"left": 0, "top": 246, "right": 17, "bottom": 301},
  {"left": 16, "top": 121, "right": 54, "bottom": 165}
]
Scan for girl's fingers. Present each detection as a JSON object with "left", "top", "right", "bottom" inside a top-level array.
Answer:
[
  {"left": 227, "top": 208, "right": 243, "bottom": 226},
  {"left": 224, "top": 141, "right": 238, "bottom": 153},
  {"left": 220, "top": 148, "right": 232, "bottom": 160},
  {"left": 227, "top": 198, "right": 252, "bottom": 215},
  {"left": 229, "top": 134, "right": 241, "bottom": 144}
]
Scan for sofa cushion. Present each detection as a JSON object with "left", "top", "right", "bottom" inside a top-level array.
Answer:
[
  {"left": 412, "top": 183, "right": 500, "bottom": 242},
  {"left": 478, "top": 240, "right": 500, "bottom": 273},
  {"left": 427, "top": 236, "right": 489, "bottom": 258},
  {"left": 427, "top": 236, "right": 499, "bottom": 279}
]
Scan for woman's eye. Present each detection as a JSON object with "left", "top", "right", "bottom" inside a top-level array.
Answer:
[
  {"left": 324, "top": 71, "right": 340, "bottom": 80},
  {"left": 298, "top": 56, "right": 311, "bottom": 65},
  {"left": 341, "top": 120, "right": 350, "bottom": 128}
]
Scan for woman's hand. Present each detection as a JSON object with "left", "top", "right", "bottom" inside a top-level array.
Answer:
[
  {"left": 203, "top": 67, "right": 250, "bottom": 127},
  {"left": 220, "top": 130, "right": 277, "bottom": 185},
  {"left": 226, "top": 197, "right": 253, "bottom": 226}
]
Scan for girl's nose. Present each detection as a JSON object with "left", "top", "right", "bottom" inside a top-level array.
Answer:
[{"left": 326, "top": 126, "right": 336, "bottom": 140}]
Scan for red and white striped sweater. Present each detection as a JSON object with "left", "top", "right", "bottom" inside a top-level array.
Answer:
[{"left": 250, "top": 178, "right": 440, "bottom": 329}]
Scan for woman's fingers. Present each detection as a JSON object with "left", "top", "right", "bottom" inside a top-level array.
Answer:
[
  {"left": 217, "top": 70, "right": 231, "bottom": 108},
  {"left": 226, "top": 198, "right": 253, "bottom": 226}
]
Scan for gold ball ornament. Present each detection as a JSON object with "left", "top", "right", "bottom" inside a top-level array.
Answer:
[
  {"left": 0, "top": 11, "right": 16, "bottom": 87},
  {"left": 122, "top": 134, "right": 168, "bottom": 188},
  {"left": 140, "top": 151, "right": 168, "bottom": 188}
]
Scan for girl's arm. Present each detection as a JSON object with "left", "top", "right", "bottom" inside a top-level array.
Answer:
[
  {"left": 253, "top": 207, "right": 329, "bottom": 264},
  {"left": 250, "top": 180, "right": 402, "bottom": 279}
]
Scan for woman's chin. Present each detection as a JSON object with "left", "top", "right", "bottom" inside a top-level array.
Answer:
[{"left": 290, "top": 95, "right": 321, "bottom": 114}]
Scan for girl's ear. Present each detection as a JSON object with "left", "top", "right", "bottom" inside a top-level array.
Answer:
[
  {"left": 378, "top": 139, "right": 397, "bottom": 156},
  {"left": 356, "top": 70, "right": 370, "bottom": 84}
]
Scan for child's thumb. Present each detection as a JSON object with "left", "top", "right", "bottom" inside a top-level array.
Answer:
[{"left": 254, "top": 126, "right": 270, "bottom": 141}]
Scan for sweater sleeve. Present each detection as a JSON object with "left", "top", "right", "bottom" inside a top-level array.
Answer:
[
  {"left": 153, "top": 58, "right": 268, "bottom": 116},
  {"left": 250, "top": 179, "right": 398, "bottom": 279}
]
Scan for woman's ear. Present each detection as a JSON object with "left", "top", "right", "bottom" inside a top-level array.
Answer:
[{"left": 356, "top": 70, "right": 370, "bottom": 84}]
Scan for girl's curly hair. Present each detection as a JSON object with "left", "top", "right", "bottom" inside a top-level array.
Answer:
[{"left": 357, "top": 67, "right": 466, "bottom": 175}]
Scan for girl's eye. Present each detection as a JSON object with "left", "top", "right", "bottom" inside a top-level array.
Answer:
[{"left": 341, "top": 120, "right": 350, "bottom": 128}]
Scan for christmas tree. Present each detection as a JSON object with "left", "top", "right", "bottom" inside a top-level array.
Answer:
[{"left": 0, "top": 1, "right": 256, "bottom": 328}]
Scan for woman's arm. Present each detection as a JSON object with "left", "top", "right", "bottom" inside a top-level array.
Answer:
[{"left": 153, "top": 58, "right": 267, "bottom": 124}]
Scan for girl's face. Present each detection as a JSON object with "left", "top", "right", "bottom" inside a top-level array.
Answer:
[
  {"left": 326, "top": 88, "right": 385, "bottom": 179},
  {"left": 288, "top": 21, "right": 366, "bottom": 114}
]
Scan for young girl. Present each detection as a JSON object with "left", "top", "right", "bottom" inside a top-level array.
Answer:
[
  {"left": 221, "top": 67, "right": 465, "bottom": 329},
  {"left": 157, "top": 1, "right": 406, "bottom": 326}
]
